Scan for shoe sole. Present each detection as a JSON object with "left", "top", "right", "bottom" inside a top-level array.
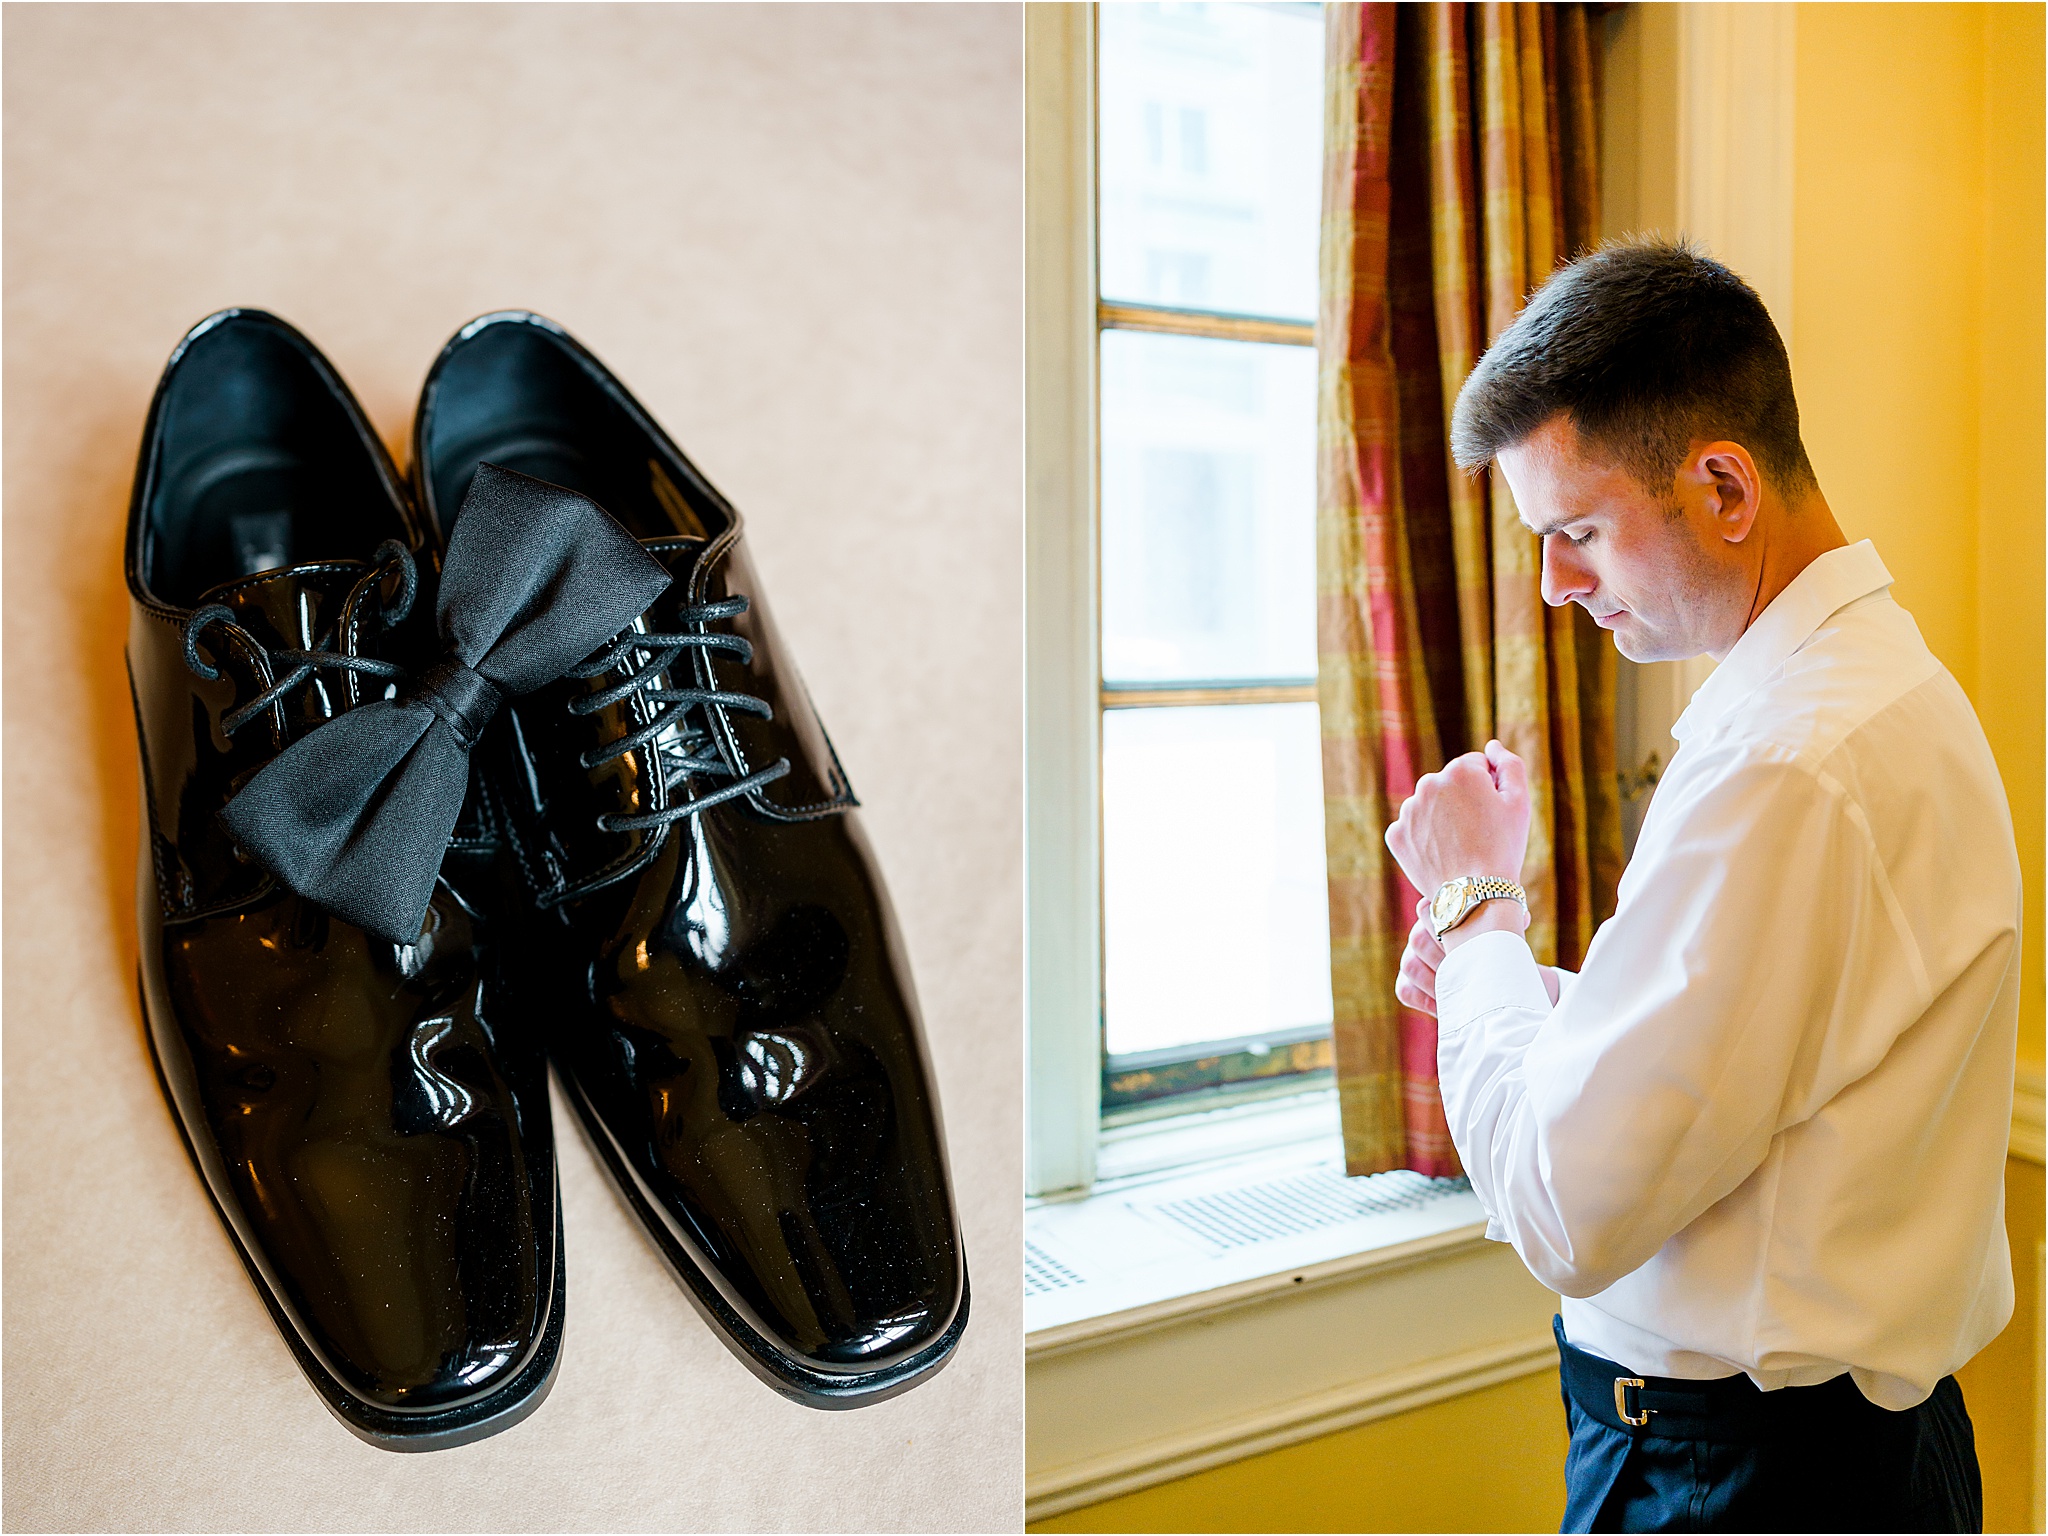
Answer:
[
  {"left": 553, "top": 1063, "right": 968, "bottom": 1409},
  {"left": 139, "top": 971, "right": 566, "bottom": 1451}
]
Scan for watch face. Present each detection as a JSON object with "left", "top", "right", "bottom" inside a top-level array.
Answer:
[{"left": 1431, "top": 879, "right": 1467, "bottom": 928}]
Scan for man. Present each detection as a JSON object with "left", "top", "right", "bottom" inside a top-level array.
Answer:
[{"left": 1385, "top": 240, "right": 2016, "bottom": 1533}]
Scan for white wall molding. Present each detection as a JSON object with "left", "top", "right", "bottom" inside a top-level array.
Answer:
[
  {"left": 1024, "top": 3, "right": 1102, "bottom": 1198},
  {"left": 2012, "top": 1060, "right": 2044, "bottom": 1165},
  {"left": 1026, "top": 1230, "right": 1559, "bottom": 1522}
]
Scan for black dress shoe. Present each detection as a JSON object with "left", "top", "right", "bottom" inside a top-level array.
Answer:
[
  {"left": 127, "top": 309, "right": 563, "bottom": 1450},
  {"left": 412, "top": 312, "right": 968, "bottom": 1408}
]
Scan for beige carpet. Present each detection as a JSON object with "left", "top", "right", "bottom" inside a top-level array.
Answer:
[{"left": 2, "top": 6, "right": 1023, "bottom": 1530}]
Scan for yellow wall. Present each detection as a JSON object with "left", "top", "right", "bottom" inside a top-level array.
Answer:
[
  {"left": 1792, "top": 1, "right": 2046, "bottom": 1070},
  {"left": 1979, "top": 1, "right": 2047, "bottom": 1076},
  {"left": 1959, "top": 1159, "right": 2048, "bottom": 1536},
  {"left": 1034, "top": 7, "right": 2045, "bottom": 1530},
  {"left": 1031, "top": 1370, "right": 1569, "bottom": 1535}
]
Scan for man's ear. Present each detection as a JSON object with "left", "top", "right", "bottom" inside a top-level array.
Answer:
[{"left": 1685, "top": 440, "right": 1764, "bottom": 544}]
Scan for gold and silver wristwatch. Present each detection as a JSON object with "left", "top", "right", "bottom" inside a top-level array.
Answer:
[{"left": 1429, "top": 875, "right": 1528, "bottom": 940}]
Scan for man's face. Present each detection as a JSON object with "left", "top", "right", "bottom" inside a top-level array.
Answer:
[{"left": 1494, "top": 415, "right": 1749, "bottom": 663}]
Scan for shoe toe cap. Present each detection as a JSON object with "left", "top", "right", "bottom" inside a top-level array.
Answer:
[
  {"left": 336, "top": 1328, "right": 547, "bottom": 1415},
  {"left": 805, "top": 1298, "right": 958, "bottom": 1371}
]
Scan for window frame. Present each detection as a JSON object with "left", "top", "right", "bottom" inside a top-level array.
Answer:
[
  {"left": 1027, "top": 3, "right": 1336, "bottom": 1196},
  {"left": 1093, "top": 9, "right": 1333, "bottom": 1116},
  {"left": 1025, "top": 0, "right": 1104, "bottom": 1199}
]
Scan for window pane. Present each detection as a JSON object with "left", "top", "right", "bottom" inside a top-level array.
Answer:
[
  {"left": 1100, "top": 329, "right": 1317, "bottom": 686},
  {"left": 1099, "top": 2, "right": 1324, "bottom": 321},
  {"left": 1102, "top": 702, "right": 1333, "bottom": 1057}
]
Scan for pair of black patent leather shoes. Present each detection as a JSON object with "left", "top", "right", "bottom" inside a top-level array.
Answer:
[{"left": 127, "top": 309, "right": 966, "bottom": 1450}]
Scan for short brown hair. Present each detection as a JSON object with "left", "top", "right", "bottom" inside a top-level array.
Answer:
[{"left": 1449, "top": 238, "right": 1816, "bottom": 494}]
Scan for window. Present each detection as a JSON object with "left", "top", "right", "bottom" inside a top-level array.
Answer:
[{"left": 1093, "top": 2, "right": 1330, "bottom": 1119}]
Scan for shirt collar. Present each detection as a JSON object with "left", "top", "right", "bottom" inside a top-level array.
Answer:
[{"left": 1672, "top": 540, "right": 1894, "bottom": 744}]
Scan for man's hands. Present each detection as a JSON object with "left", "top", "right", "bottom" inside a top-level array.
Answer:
[
  {"left": 1396, "top": 896, "right": 1448, "bottom": 1018},
  {"left": 1396, "top": 890, "right": 1561, "bottom": 1016},
  {"left": 1385, "top": 740, "right": 1533, "bottom": 957}
]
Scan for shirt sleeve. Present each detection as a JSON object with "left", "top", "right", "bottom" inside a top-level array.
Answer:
[{"left": 1432, "top": 747, "right": 1930, "bottom": 1299}]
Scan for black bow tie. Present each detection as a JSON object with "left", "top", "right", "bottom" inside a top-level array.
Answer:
[{"left": 218, "top": 462, "right": 671, "bottom": 943}]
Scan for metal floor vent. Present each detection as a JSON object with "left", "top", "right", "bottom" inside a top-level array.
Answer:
[
  {"left": 1025, "top": 1240, "right": 1087, "bottom": 1297},
  {"left": 1150, "top": 1169, "right": 1470, "bottom": 1251}
]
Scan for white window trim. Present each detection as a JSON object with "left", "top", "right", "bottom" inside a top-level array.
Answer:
[
  {"left": 1025, "top": 0, "right": 1102, "bottom": 1200},
  {"left": 1025, "top": 0, "right": 1337, "bottom": 1203}
]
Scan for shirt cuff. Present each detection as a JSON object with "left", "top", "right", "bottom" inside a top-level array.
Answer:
[{"left": 1435, "top": 928, "right": 1553, "bottom": 1035}]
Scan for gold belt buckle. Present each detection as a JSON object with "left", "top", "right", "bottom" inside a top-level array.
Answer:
[{"left": 1613, "top": 1376, "right": 1652, "bottom": 1427}]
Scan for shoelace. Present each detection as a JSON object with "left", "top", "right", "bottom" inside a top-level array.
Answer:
[
  {"left": 181, "top": 540, "right": 417, "bottom": 734},
  {"left": 565, "top": 594, "right": 791, "bottom": 833}
]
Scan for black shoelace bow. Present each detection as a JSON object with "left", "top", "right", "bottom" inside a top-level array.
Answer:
[
  {"left": 567, "top": 596, "right": 791, "bottom": 833},
  {"left": 180, "top": 539, "right": 418, "bottom": 736}
]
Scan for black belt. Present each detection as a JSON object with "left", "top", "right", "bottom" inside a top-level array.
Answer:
[{"left": 1554, "top": 1316, "right": 1884, "bottom": 1444}]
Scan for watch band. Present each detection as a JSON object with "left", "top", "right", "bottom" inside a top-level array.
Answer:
[{"left": 1431, "top": 875, "right": 1528, "bottom": 940}]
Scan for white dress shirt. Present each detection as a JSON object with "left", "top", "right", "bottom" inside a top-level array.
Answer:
[{"left": 1434, "top": 540, "right": 2020, "bottom": 1410}]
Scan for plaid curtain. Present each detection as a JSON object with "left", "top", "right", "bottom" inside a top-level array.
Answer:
[{"left": 1317, "top": 1, "right": 1621, "bottom": 1179}]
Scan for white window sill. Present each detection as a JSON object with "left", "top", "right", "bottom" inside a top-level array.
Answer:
[
  {"left": 1096, "top": 1080, "right": 1352, "bottom": 1179},
  {"left": 1027, "top": 1088, "right": 1489, "bottom": 1335},
  {"left": 1024, "top": 1090, "right": 1562, "bottom": 1520}
]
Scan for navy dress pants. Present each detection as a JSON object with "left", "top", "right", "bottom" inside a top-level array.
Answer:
[{"left": 1556, "top": 1318, "right": 1983, "bottom": 1533}]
